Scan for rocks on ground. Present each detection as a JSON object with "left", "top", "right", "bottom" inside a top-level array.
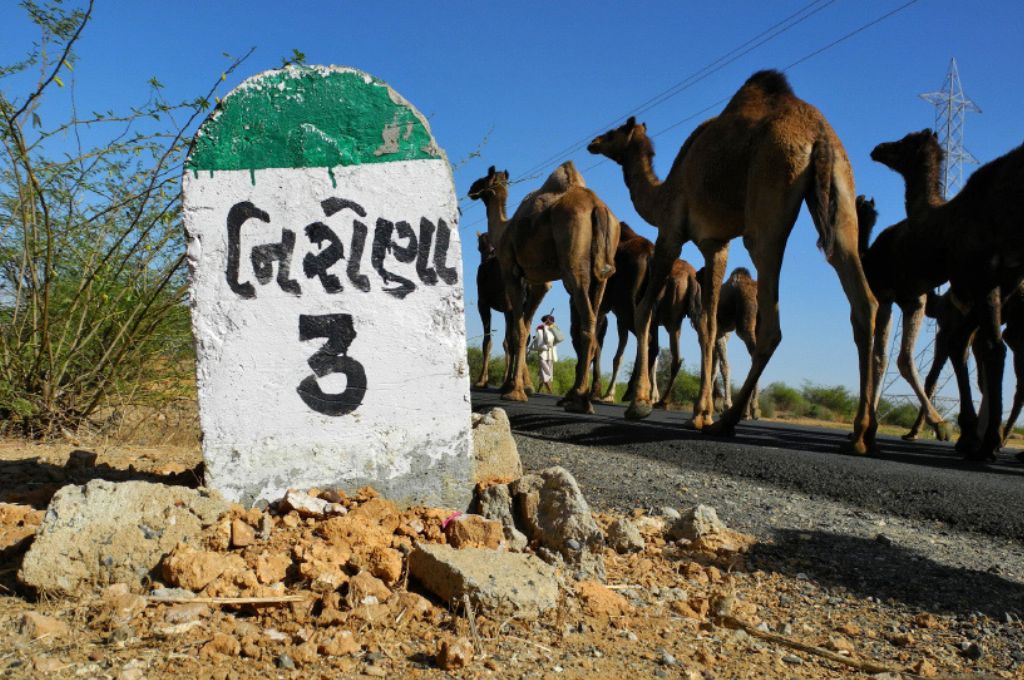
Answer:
[{"left": 18, "top": 480, "right": 229, "bottom": 595}]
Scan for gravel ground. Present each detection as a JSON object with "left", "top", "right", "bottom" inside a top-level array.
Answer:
[{"left": 514, "top": 431, "right": 1024, "bottom": 622}]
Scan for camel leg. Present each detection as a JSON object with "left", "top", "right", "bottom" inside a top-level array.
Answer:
[
  {"left": 828, "top": 234, "right": 879, "bottom": 456},
  {"left": 590, "top": 314, "right": 609, "bottom": 400},
  {"left": 475, "top": 300, "right": 493, "bottom": 388},
  {"left": 520, "top": 284, "right": 547, "bottom": 395},
  {"left": 1001, "top": 322, "right": 1024, "bottom": 447},
  {"left": 738, "top": 331, "right": 760, "bottom": 420},
  {"left": 599, "top": 316, "right": 628, "bottom": 402},
  {"left": 561, "top": 273, "right": 604, "bottom": 415},
  {"left": 559, "top": 305, "right": 586, "bottom": 406},
  {"left": 945, "top": 323, "right": 981, "bottom": 453},
  {"left": 903, "top": 329, "right": 952, "bottom": 441},
  {"left": 895, "top": 298, "right": 949, "bottom": 436},
  {"left": 626, "top": 231, "right": 684, "bottom": 421},
  {"left": 649, "top": 330, "right": 662, "bottom": 405},
  {"left": 706, "top": 242, "right": 782, "bottom": 437},
  {"left": 690, "top": 243, "right": 729, "bottom": 430},
  {"left": 967, "top": 287, "right": 1005, "bottom": 462},
  {"left": 716, "top": 335, "right": 732, "bottom": 413},
  {"left": 654, "top": 326, "right": 682, "bottom": 409},
  {"left": 500, "top": 270, "right": 533, "bottom": 402}
]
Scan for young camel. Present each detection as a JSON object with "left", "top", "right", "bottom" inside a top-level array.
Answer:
[
  {"left": 469, "top": 170, "right": 551, "bottom": 391},
  {"left": 855, "top": 195, "right": 956, "bottom": 442},
  {"left": 588, "top": 70, "right": 879, "bottom": 454},
  {"left": 870, "top": 129, "right": 1024, "bottom": 460},
  {"left": 468, "top": 163, "right": 620, "bottom": 413},
  {"left": 589, "top": 223, "right": 702, "bottom": 407},
  {"left": 706, "top": 267, "right": 760, "bottom": 419}
]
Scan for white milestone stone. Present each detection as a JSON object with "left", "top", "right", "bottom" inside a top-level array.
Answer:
[{"left": 182, "top": 66, "right": 472, "bottom": 507}]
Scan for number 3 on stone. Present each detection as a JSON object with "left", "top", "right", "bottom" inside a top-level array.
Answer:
[{"left": 296, "top": 314, "right": 367, "bottom": 416}]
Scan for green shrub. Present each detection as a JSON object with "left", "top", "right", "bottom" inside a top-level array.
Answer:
[
  {"left": 762, "top": 382, "right": 808, "bottom": 416},
  {"left": 801, "top": 383, "right": 858, "bottom": 420}
]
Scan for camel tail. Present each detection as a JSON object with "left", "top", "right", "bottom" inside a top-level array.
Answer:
[
  {"left": 805, "top": 124, "right": 839, "bottom": 259},
  {"left": 591, "top": 206, "right": 617, "bottom": 282},
  {"left": 686, "top": 270, "right": 703, "bottom": 331},
  {"left": 855, "top": 195, "right": 879, "bottom": 257}
]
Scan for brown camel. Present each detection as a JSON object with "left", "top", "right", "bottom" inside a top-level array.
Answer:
[
  {"left": 705, "top": 267, "right": 759, "bottom": 419},
  {"left": 469, "top": 169, "right": 551, "bottom": 391},
  {"left": 856, "top": 195, "right": 956, "bottom": 443},
  {"left": 588, "top": 223, "right": 701, "bottom": 407},
  {"left": 870, "top": 129, "right": 1024, "bottom": 460},
  {"left": 588, "top": 70, "right": 878, "bottom": 453},
  {"left": 468, "top": 162, "right": 620, "bottom": 413}
]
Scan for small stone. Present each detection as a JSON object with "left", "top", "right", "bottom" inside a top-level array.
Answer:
[
  {"left": 575, "top": 580, "right": 632, "bottom": 616},
  {"left": 875, "top": 533, "right": 893, "bottom": 546},
  {"left": 255, "top": 552, "right": 291, "bottom": 585},
  {"left": 668, "top": 504, "right": 726, "bottom": 541},
  {"left": 33, "top": 657, "right": 65, "bottom": 672},
  {"left": 445, "top": 514, "right": 503, "bottom": 549},
  {"left": 348, "top": 571, "right": 391, "bottom": 605},
  {"left": 319, "top": 630, "right": 359, "bottom": 656},
  {"left": 276, "top": 653, "right": 295, "bottom": 669},
  {"left": 200, "top": 632, "right": 240, "bottom": 658},
  {"left": 437, "top": 637, "right": 474, "bottom": 670},
  {"left": 913, "top": 659, "right": 938, "bottom": 677},
  {"left": 291, "top": 641, "right": 319, "bottom": 666},
  {"left": 150, "top": 587, "right": 194, "bottom": 599},
  {"left": 660, "top": 507, "right": 681, "bottom": 520},
  {"left": 960, "top": 641, "right": 983, "bottom": 660},
  {"left": 606, "top": 518, "right": 645, "bottom": 554},
  {"left": 889, "top": 632, "right": 914, "bottom": 647},
  {"left": 20, "top": 612, "right": 68, "bottom": 641},
  {"left": 659, "top": 649, "right": 677, "bottom": 666},
  {"left": 367, "top": 546, "right": 404, "bottom": 585},
  {"left": 230, "top": 518, "right": 256, "bottom": 548},
  {"left": 837, "top": 622, "right": 861, "bottom": 636},
  {"left": 164, "top": 602, "right": 210, "bottom": 624},
  {"left": 282, "top": 490, "right": 331, "bottom": 516},
  {"left": 782, "top": 654, "right": 803, "bottom": 664},
  {"left": 826, "top": 636, "right": 855, "bottom": 653},
  {"left": 161, "top": 544, "right": 245, "bottom": 591}
]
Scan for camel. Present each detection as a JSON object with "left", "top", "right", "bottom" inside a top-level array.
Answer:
[
  {"left": 586, "top": 223, "right": 701, "bottom": 407},
  {"left": 588, "top": 70, "right": 879, "bottom": 454},
  {"left": 870, "top": 129, "right": 1024, "bottom": 460},
  {"left": 704, "top": 267, "right": 759, "bottom": 419},
  {"left": 468, "top": 170, "right": 551, "bottom": 391},
  {"left": 855, "top": 194, "right": 957, "bottom": 443},
  {"left": 468, "top": 162, "right": 620, "bottom": 413}
]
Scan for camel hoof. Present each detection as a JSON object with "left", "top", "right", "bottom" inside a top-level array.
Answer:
[
  {"left": 841, "top": 439, "right": 873, "bottom": 456},
  {"left": 652, "top": 401, "right": 669, "bottom": 410},
  {"left": 625, "top": 401, "right": 652, "bottom": 421},
  {"left": 934, "top": 421, "right": 953, "bottom": 442},
  {"left": 500, "top": 389, "right": 528, "bottom": 403},
  {"left": 564, "top": 399, "right": 595, "bottom": 415},
  {"left": 472, "top": 382, "right": 488, "bottom": 390},
  {"left": 901, "top": 432, "right": 919, "bottom": 442},
  {"left": 594, "top": 395, "right": 615, "bottom": 404},
  {"left": 954, "top": 435, "right": 979, "bottom": 454},
  {"left": 704, "top": 420, "right": 736, "bottom": 437}
]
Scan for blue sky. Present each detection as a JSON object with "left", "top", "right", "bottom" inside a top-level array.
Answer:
[{"left": 4, "top": 0, "right": 1023, "bottom": 406}]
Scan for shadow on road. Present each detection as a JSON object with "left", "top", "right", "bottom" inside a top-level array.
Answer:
[{"left": 750, "top": 528, "right": 1024, "bottom": 618}]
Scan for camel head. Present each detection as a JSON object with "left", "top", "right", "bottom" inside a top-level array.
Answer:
[
  {"left": 476, "top": 231, "right": 496, "bottom": 259},
  {"left": 587, "top": 116, "right": 648, "bottom": 164},
  {"left": 467, "top": 165, "right": 509, "bottom": 202},
  {"left": 870, "top": 129, "right": 942, "bottom": 175}
]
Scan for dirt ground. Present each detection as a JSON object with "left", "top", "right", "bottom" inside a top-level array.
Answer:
[{"left": 0, "top": 428, "right": 1021, "bottom": 678}]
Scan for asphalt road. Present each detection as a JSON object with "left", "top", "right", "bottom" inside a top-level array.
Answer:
[{"left": 472, "top": 388, "right": 1024, "bottom": 541}]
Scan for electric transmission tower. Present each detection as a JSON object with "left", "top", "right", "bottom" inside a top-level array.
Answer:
[{"left": 879, "top": 58, "right": 980, "bottom": 422}]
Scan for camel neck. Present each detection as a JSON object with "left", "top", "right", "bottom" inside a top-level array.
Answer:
[
  {"left": 902, "top": 158, "right": 944, "bottom": 219},
  {"left": 622, "top": 142, "right": 665, "bottom": 226},
  {"left": 482, "top": 192, "right": 509, "bottom": 246}
]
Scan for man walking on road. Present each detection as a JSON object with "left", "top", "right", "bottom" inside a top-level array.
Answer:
[{"left": 531, "top": 314, "right": 561, "bottom": 394}]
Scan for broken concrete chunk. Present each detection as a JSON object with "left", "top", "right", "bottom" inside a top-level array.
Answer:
[
  {"left": 18, "top": 480, "right": 229, "bottom": 595},
  {"left": 471, "top": 408, "right": 522, "bottom": 483},
  {"left": 473, "top": 483, "right": 515, "bottom": 529},
  {"left": 533, "top": 467, "right": 605, "bottom": 580},
  {"left": 409, "top": 543, "right": 558, "bottom": 619}
]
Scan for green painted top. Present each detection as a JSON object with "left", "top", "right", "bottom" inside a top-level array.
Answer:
[{"left": 187, "top": 66, "right": 438, "bottom": 172}]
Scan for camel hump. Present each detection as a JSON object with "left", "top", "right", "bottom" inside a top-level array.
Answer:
[
  {"left": 538, "top": 160, "right": 586, "bottom": 194},
  {"left": 729, "top": 267, "right": 753, "bottom": 282},
  {"left": 509, "top": 161, "right": 588, "bottom": 226},
  {"left": 742, "top": 70, "right": 794, "bottom": 97}
]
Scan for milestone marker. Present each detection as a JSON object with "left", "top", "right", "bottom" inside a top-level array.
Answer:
[{"left": 182, "top": 66, "right": 472, "bottom": 507}]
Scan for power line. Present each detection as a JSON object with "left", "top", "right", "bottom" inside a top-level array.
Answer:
[{"left": 462, "top": 0, "right": 924, "bottom": 231}]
